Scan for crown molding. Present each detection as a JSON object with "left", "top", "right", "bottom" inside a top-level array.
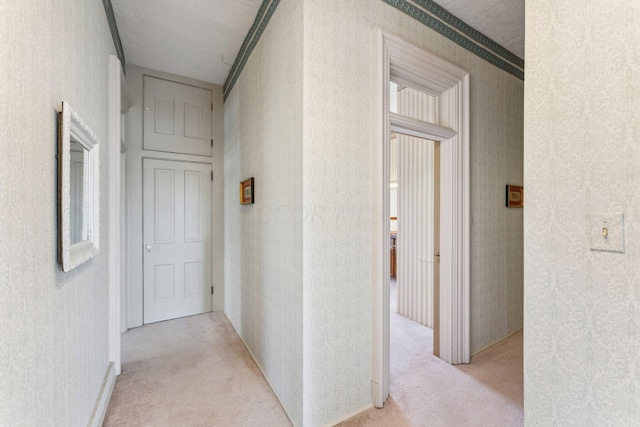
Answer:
[
  {"left": 222, "top": 0, "right": 526, "bottom": 102},
  {"left": 102, "top": 0, "right": 125, "bottom": 69},
  {"left": 223, "top": 0, "right": 281, "bottom": 101}
]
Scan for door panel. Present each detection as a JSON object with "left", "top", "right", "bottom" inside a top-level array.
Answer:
[
  {"left": 184, "top": 171, "right": 202, "bottom": 242},
  {"left": 154, "top": 98, "right": 175, "bottom": 135},
  {"left": 144, "top": 76, "right": 212, "bottom": 156},
  {"left": 184, "top": 262, "right": 202, "bottom": 297},
  {"left": 155, "top": 264, "right": 175, "bottom": 301},
  {"left": 154, "top": 169, "right": 175, "bottom": 243},
  {"left": 143, "top": 159, "right": 212, "bottom": 323}
]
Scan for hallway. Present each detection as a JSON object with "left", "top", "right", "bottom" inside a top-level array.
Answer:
[
  {"left": 104, "top": 312, "right": 291, "bottom": 426},
  {"left": 105, "top": 297, "right": 522, "bottom": 426}
]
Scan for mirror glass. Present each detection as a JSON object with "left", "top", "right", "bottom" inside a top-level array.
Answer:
[
  {"left": 58, "top": 102, "right": 100, "bottom": 272},
  {"left": 69, "top": 140, "right": 85, "bottom": 244}
]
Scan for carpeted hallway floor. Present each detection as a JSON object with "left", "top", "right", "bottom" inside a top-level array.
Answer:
[
  {"left": 338, "top": 280, "right": 523, "bottom": 426},
  {"left": 105, "top": 285, "right": 523, "bottom": 426},
  {"left": 103, "top": 312, "right": 292, "bottom": 426}
]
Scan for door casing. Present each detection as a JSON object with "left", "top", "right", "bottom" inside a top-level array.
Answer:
[
  {"left": 371, "top": 30, "right": 470, "bottom": 407},
  {"left": 123, "top": 65, "right": 224, "bottom": 329}
]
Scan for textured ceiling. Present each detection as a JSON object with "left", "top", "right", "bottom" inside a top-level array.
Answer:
[
  {"left": 111, "top": 0, "right": 263, "bottom": 85},
  {"left": 111, "top": 0, "right": 524, "bottom": 86},
  {"left": 438, "top": 0, "right": 524, "bottom": 58}
]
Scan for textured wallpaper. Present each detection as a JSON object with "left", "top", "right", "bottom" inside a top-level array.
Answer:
[
  {"left": 524, "top": 1, "right": 640, "bottom": 425},
  {"left": 301, "top": 1, "right": 523, "bottom": 424},
  {"left": 0, "top": 1, "right": 115, "bottom": 425},
  {"left": 224, "top": 0, "right": 523, "bottom": 424},
  {"left": 223, "top": 0, "right": 304, "bottom": 424}
]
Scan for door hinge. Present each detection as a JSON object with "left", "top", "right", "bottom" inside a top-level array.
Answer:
[
  {"left": 210, "top": 139, "right": 213, "bottom": 147},
  {"left": 211, "top": 286, "right": 214, "bottom": 295},
  {"left": 211, "top": 171, "right": 213, "bottom": 181},
  {"left": 211, "top": 102, "right": 213, "bottom": 111}
]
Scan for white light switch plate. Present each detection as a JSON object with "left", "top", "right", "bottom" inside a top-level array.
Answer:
[{"left": 589, "top": 213, "right": 624, "bottom": 253}]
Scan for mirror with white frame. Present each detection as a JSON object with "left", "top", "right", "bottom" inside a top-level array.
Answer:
[{"left": 58, "top": 102, "right": 100, "bottom": 272}]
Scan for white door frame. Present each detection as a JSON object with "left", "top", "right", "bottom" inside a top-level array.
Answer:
[
  {"left": 371, "top": 30, "right": 470, "bottom": 407},
  {"left": 108, "top": 55, "right": 122, "bottom": 375},
  {"left": 109, "top": 55, "right": 131, "bottom": 375}
]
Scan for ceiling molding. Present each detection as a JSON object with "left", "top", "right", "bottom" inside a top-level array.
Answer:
[
  {"left": 102, "top": 0, "right": 126, "bottom": 69},
  {"left": 410, "top": 0, "right": 524, "bottom": 69},
  {"left": 381, "top": 0, "right": 524, "bottom": 80},
  {"left": 223, "top": 0, "right": 523, "bottom": 103},
  {"left": 223, "top": 0, "right": 281, "bottom": 101}
]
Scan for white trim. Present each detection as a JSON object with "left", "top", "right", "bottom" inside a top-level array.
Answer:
[
  {"left": 471, "top": 327, "right": 523, "bottom": 357},
  {"left": 58, "top": 102, "right": 100, "bottom": 272},
  {"left": 87, "top": 362, "right": 116, "bottom": 427},
  {"left": 323, "top": 403, "right": 375, "bottom": 427},
  {"left": 225, "top": 314, "right": 298, "bottom": 427},
  {"left": 371, "top": 28, "right": 388, "bottom": 408},
  {"left": 108, "top": 55, "right": 122, "bottom": 375},
  {"left": 372, "top": 29, "right": 470, "bottom": 407},
  {"left": 389, "top": 112, "right": 457, "bottom": 141}
]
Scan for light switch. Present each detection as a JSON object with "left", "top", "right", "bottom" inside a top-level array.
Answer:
[{"left": 589, "top": 213, "right": 624, "bottom": 253}]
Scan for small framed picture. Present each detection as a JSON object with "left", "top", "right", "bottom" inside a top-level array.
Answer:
[
  {"left": 240, "top": 178, "right": 254, "bottom": 205},
  {"left": 505, "top": 185, "right": 523, "bottom": 208}
]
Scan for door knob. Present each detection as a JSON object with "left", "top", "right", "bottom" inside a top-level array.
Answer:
[{"left": 145, "top": 244, "right": 152, "bottom": 252}]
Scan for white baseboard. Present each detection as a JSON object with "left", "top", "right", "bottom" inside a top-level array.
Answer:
[
  {"left": 224, "top": 314, "right": 299, "bottom": 427},
  {"left": 323, "top": 403, "right": 374, "bottom": 427},
  {"left": 87, "top": 362, "right": 116, "bottom": 427},
  {"left": 471, "top": 326, "right": 523, "bottom": 357}
]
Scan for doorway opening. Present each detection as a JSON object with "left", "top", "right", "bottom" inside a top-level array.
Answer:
[
  {"left": 372, "top": 30, "right": 470, "bottom": 407},
  {"left": 388, "top": 74, "right": 443, "bottom": 400},
  {"left": 388, "top": 77, "right": 441, "bottom": 356},
  {"left": 389, "top": 126, "right": 441, "bottom": 401}
]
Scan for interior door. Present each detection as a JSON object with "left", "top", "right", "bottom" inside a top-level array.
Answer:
[
  {"left": 143, "top": 159, "right": 212, "bottom": 324},
  {"left": 143, "top": 76, "right": 212, "bottom": 156}
]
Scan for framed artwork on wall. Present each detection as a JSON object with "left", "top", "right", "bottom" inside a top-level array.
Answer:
[
  {"left": 240, "top": 178, "right": 254, "bottom": 205},
  {"left": 505, "top": 184, "right": 523, "bottom": 208}
]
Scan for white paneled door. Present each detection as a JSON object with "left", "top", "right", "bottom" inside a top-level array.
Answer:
[
  {"left": 143, "top": 159, "right": 212, "bottom": 324},
  {"left": 143, "top": 76, "right": 213, "bottom": 156}
]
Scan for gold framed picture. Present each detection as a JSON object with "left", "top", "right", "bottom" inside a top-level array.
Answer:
[
  {"left": 240, "top": 178, "right": 254, "bottom": 205},
  {"left": 506, "top": 184, "right": 523, "bottom": 208}
]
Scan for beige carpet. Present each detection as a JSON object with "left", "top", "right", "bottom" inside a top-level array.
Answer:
[
  {"left": 338, "top": 280, "right": 524, "bottom": 426},
  {"left": 103, "top": 312, "right": 292, "bottom": 427},
  {"left": 105, "top": 291, "right": 523, "bottom": 427}
]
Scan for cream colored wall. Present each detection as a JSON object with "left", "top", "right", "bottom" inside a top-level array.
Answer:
[
  {"left": 0, "top": 1, "right": 114, "bottom": 425},
  {"left": 302, "top": 1, "right": 523, "bottom": 424},
  {"left": 224, "top": 0, "right": 523, "bottom": 424},
  {"left": 524, "top": 1, "right": 640, "bottom": 424},
  {"left": 223, "top": 0, "right": 304, "bottom": 424}
]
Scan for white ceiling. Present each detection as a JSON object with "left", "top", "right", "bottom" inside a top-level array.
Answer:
[
  {"left": 111, "top": 0, "right": 263, "bottom": 85},
  {"left": 111, "top": 0, "right": 523, "bottom": 86}
]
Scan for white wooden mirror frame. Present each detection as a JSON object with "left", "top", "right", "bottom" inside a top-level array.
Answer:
[{"left": 58, "top": 102, "right": 100, "bottom": 272}]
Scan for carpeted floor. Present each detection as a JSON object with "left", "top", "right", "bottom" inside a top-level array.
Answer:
[
  {"left": 337, "top": 280, "right": 524, "bottom": 426},
  {"left": 105, "top": 283, "right": 523, "bottom": 427},
  {"left": 103, "top": 312, "right": 292, "bottom": 427}
]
